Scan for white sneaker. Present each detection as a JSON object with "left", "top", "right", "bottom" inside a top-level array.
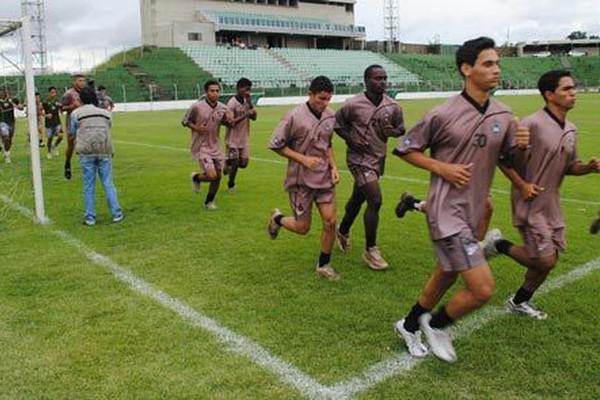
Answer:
[
  {"left": 316, "top": 263, "right": 340, "bottom": 281},
  {"left": 507, "top": 299, "right": 547, "bottom": 320},
  {"left": 4, "top": 152, "right": 11, "bottom": 164},
  {"left": 204, "top": 202, "right": 218, "bottom": 211},
  {"left": 52, "top": 147, "right": 59, "bottom": 157},
  {"left": 481, "top": 228, "right": 502, "bottom": 258},
  {"left": 46, "top": 152, "right": 53, "bottom": 159},
  {"left": 419, "top": 313, "right": 457, "bottom": 363},
  {"left": 267, "top": 208, "right": 283, "bottom": 239},
  {"left": 394, "top": 319, "right": 428, "bottom": 358},
  {"left": 191, "top": 172, "right": 201, "bottom": 193},
  {"left": 335, "top": 226, "right": 351, "bottom": 253},
  {"left": 363, "top": 246, "right": 389, "bottom": 270}
]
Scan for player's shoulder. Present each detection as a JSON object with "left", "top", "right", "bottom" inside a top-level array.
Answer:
[{"left": 488, "top": 97, "right": 513, "bottom": 115}]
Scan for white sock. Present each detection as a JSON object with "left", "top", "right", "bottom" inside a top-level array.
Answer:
[{"left": 415, "top": 201, "right": 426, "bottom": 211}]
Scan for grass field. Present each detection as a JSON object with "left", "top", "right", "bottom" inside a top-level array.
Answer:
[{"left": 1, "top": 94, "right": 600, "bottom": 399}]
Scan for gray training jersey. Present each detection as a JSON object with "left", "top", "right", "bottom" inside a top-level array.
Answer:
[
  {"left": 511, "top": 108, "right": 580, "bottom": 230},
  {"left": 182, "top": 99, "right": 228, "bottom": 161},
  {"left": 269, "top": 103, "right": 336, "bottom": 191},
  {"left": 395, "top": 93, "right": 519, "bottom": 240},
  {"left": 335, "top": 92, "right": 405, "bottom": 175}
]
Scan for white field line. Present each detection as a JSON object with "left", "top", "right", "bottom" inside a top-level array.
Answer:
[
  {"left": 4, "top": 189, "right": 600, "bottom": 399},
  {"left": 115, "top": 140, "right": 600, "bottom": 207},
  {"left": 0, "top": 193, "right": 332, "bottom": 399}
]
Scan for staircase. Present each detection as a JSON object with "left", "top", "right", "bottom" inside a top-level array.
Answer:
[{"left": 123, "top": 62, "right": 171, "bottom": 101}]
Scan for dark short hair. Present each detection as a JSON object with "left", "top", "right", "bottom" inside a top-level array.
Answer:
[
  {"left": 538, "top": 70, "right": 572, "bottom": 101},
  {"left": 364, "top": 64, "right": 384, "bottom": 82},
  {"left": 236, "top": 78, "right": 252, "bottom": 90},
  {"left": 204, "top": 79, "right": 221, "bottom": 92},
  {"left": 97, "top": 85, "right": 106, "bottom": 91},
  {"left": 48, "top": 86, "right": 56, "bottom": 92},
  {"left": 309, "top": 75, "right": 334, "bottom": 94},
  {"left": 35, "top": 91, "right": 40, "bottom": 96},
  {"left": 455, "top": 37, "right": 496, "bottom": 76},
  {"left": 71, "top": 73, "right": 84, "bottom": 79},
  {"left": 79, "top": 86, "right": 98, "bottom": 106}
]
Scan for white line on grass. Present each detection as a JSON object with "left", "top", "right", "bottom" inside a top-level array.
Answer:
[
  {"left": 115, "top": 140, "right": 600, "bottom": 207},
  {"left": 1, "top": 193, "right": 332, "bottom": 399},
  {"left": 4, "top": 189, "right": 600, "bottom": 399}
]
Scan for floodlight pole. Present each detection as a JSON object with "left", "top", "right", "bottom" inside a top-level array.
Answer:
[{"left": 21, "top": 16, "right": 48, "bottom": 224}]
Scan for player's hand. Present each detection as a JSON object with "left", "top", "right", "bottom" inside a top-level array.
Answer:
[
  {"left": 439, "top": 162, "right": 473, "bottom": 188},
  {"left": 519, "top": 182, "right": 544, "bottom": 201},
  {"left": 515, "top": 117, "right": 530, "bottom": 150},
  {"left": 331, "top": 167, "right": 340, "bottom": 185},
  {"left": 383, "top": 124, "right": 395, "bottom": 137},
  {"left": 588, "top": 158, "right": 600, "bottom": 173},
  {"left": 197, "top": 121, "right": 208, "bottom": 133},
  {"left": 302, "top": 155, "right": 322, "bottom": 171}
]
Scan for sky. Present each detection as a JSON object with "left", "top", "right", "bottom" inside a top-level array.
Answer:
[{"left": 1, "top": 0, "right": 599, "bottom": 73}]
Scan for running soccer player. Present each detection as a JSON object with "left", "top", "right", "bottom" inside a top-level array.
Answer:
[
  {"left": 223, "top": 78, "right": 257, "bottom": 193},
  {"left": 392, "top": 37, "right": 530, "bottom": 363},
  {"left": 61, "top": 73, "right": 85, "bottom": 179},
  {"left": 96, "top": 85, "right": 115, "bottom": 111},
  {"left": 43, "top": 86, "right": 64, "bottom": 159},
  {"left": 182, "top": 79, "right": 232, "bottom": 210},
  {"left": 334, "top": 65, "right": 405, "bottom": 270},
  {"left": 266, "top": 76, "right": 341, "bottom": 281},
  {"left": 0, "top": 85, "right": 24, "bottom": 164},
  {"left": 35, "top": 92, "right": 45, "bottom": 148},
  {"left": 486, "top": 70, "right": 600, "bottom": 319}
]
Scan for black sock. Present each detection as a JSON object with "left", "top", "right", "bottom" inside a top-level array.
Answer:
[
  {"left": 205, "top": 193, "right": 216, "bottom": 205},
  {"left": 274, "top": 214, "right": 284, "bottom": 226},
  {"left": 429, "top": 305, "right": 454, "bottom": 330},
  {"left": 228, "top": 180, "right": 235, "bottom": 188},
  {"left": 512, "top": 286, "right": 533, "bottom": 305},
  {"left": 495, "top": 239, "right": 514, "bottom": 255},
  {"left": 192, "top": 173, "right": 201, "bottom": 183},
  {"left": 403, "top": 302, "right": 430, "bottom": 333},
  {"left": 318, "top": 252, "right": 331, "bottom": 268}
]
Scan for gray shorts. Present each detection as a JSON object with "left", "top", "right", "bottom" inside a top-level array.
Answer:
[
  {"left": 226, "top": 146, "right": 249, "bottom": 161},
  {"left": 348, "top": 165, "right": 379, "bottom": 187},
  {"left": 288, "top": 186, "right": 335, "bottom": 221},
  {"left": 46, "top": 125, "right": 63, "bottom": 138},
  {"left": 0, "top": 122, "right": 14, "bottom": 138},
  {"left": 434, "top": 228, "right": 487, "bottom": 272},
  {"left": 519, "top": 225, "right": 565, "bottom": 259}
]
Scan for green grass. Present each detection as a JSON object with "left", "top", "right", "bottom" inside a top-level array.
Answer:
[{"left": 1, "top": 94, "right": 600, "bottom": 399}]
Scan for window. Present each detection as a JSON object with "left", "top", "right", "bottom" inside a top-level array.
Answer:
[{"left": 188, "top": 32, "right": 202, "bottom": 41}]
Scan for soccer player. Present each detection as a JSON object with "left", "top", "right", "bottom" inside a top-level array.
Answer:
[
  {"left": 266, "top": 76, "right": 341, "bottom": 281},
  {"left": 0, "top": 85, "right": 24, "bottom": 164},
  {"left": 223, "top": 78, "right": 257, "bottom": 193},
  {"left": 334, "top": 65, "right": 405, "bottom": 270},
  {"left": 69, "top": 86, "right": 123, "bottom": 226},
  {"left": 486, "top": 70, "right": 600, "bottom": 319},
  {"left": 61, "top": 73, "right": 85, "bottom": 179},
  {"left": 182, "top": 80, "right": 232, "bottom": 210},
  {"left": 392, "top": 37, "right": 529, "bottom": 363},
  {"left": 35, "top": 92, "right": 45, "bottom": 148},
  {"left": 43, "top": 86, "right": 64, "bottom": 159},
  {"left": 96, "top": 85, "right": 115, "bottom": 111}
]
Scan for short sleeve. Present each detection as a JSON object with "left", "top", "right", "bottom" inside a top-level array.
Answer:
[
  {"left": 182, "top": 104, "right": 197, "bottom": 126},
  {"left": 393, "top": 112, "right": 440, "bottom": 156},
  {"left": 498, "top": 116, "right": 520, "bottom": 167},
  {"left": 269, "top": 111, "right": 294, "bottom": 150}
]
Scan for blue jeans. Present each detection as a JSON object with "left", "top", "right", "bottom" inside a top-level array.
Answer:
[{"left": 79, "top": 156, "right": 122, "bottom": 222}]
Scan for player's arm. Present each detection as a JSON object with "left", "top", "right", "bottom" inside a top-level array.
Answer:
[
  {"left": 400, "top": 151, "right": 473, "bottom": 189},
  {"left": 567, "top": 159, "right": 600, "bottom": 175},
  {"left": 328, "top": 146, "right": 340, "bottom": 185},
  {"left": 333, "top": 107, "right": 368, "bottom": 150},
  {"left": 499, "top": 165, "right": 544, "bottom": 201},
  {"left": 273, "top": 146, "right": 322, "bottom": 171},
  {"left": 383, "top": 106, "right": 406, "bottom": 138}
]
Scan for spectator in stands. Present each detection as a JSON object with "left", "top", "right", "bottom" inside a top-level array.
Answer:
[
  {"left": 334, "top": 65, "right": 405, "bottom": 270},
  {"left": 223, "top": 78, "right": 257, "bottom": 193},
  {"left": 96, "top": 85, "right": 115, "bottom": 111},
  {"left": 69, "top": 86, "right": 123, "bottom": 226}
]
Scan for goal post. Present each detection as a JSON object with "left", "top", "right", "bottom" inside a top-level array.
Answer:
[{"left": 0, "top": 17, "right": 48, "bottom": 224}]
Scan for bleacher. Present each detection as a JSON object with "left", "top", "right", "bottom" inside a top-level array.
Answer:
[{"left": 181, "top": 46, "right": 421, "bottom": 88}]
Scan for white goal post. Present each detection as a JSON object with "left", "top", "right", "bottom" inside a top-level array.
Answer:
[{"left": 0, "top": 16, "right": 47, "bottom": 224}]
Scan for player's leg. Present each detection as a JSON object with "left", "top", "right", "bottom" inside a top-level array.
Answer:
[
  {"left": 360, "top": 180, "right": 388, "bottom": 270},
  {"left": 315, "top": 198, "right": 339, "bottom": 280},
  {"left": 590, "top": 211, "right": 600, "bottom": 234},
  {"left": 46, "top": 128, "right": 54, "bottom": 157},
  {"left": 203, "top": 159, "right": 222, "bottom": 210},
  {"left": 229, "top": 147, "right": 249, "bottom": 192},
  {"left": 267, "top": 188, "right": 312, "bottom": 238},
  {"left": 476, "top": 196, "right": 494, "bottom": 241},
  {"left": 79, "top": 156, "right": 98, "bottom": 225},
  {"left": 337, "top": 180, "right": 366, "bottom": 252},
  {"left": 226, "top": 149, "right": 242, "bottom": 192},
  {"left": 97, "top": 156, "right": 123, "bottom": 222},
  {"left": 52, "top": 126, "right": 63, "bottom": 156},
  {"left": 1, "top": 123, "right": 12, "bottom": 163},
  {"left": 64, "top": 129, "right": 76, "bottom": 179},
  {"left": 395, "top": 192, "right": 426, "bottom": 218}
]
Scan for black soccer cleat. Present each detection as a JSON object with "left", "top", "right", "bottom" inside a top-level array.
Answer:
[
  {"left": 591, "top": 215, "right": 600, "bottom": 235},
  {"left": 395, "top": 192, "right": 418, "bottom": 219},
  {"left": 64, "top": 162, "right": 72, "bottom": 180}
]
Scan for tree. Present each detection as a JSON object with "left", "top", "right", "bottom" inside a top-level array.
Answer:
[
  {"left": 567, "top": 31, "right": 587, "bottom": 40},
  {"left": 590, "top": 35, "right": 600, "bottom": 40}
]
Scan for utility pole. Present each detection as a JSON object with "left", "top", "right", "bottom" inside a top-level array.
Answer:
[
  {"left": 20, "top": 0, "right": 48, "bottom": 74},
  {"left": 383, "top": 0, "right": 400, "bottom": 53}
]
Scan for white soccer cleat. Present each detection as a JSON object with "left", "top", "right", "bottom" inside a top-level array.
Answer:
[
  {"left": 481, "top": 228, "right": 502, "bottom": 259},
  {"left": 335, "top": 226, "right": 351, "bottom": 253},
  {"left": 204, "top": 202, "right": 218, "bottom": 211},
  {"left": 363, "top": 246, "right": 389, "bottom": 270},
  {"left": 267, "top": 208, "right": 283, "bottom": 239},
  {"left": 394, "top": 319, "right": 428, "bottom": 358},
  {"left": 46, "top": 152, "right": 53, "bottom": 159},
  {"left": 4, "top": 152, "right": 11, "bottom": 164},
  {"left": 191, "top": 172, "right": 201, "bottom": 193},
  {"left": 507, "top": 299, "right": 548, "bottom": 320},
  {"left": 419, "top": 313, "right": 457, "bottom": 363},
  {"left": 52, "top": 147, "right": 59, "bottom": 157},
  {"left": 315, "top": 263, "right": 340, "bottom": 281}
]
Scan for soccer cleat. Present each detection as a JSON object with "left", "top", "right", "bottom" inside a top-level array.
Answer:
[
  {"left": 112, "top": 214, "right": 124, "bottom": 223},
  {"left": 267, "top": 208, "right": 283, "bottom": 239},
  {"left": 507, "top": 299, "right": 548, "bottom": 320},
  {"left": 191, "top": 172, "right": 201, "bottom": 193},
  {"left": 228, "top": 185, "right": 236, "bottom": 195},
  {"left": 590, "top": 215, "right": 600, "bottom": 235},
  {"left": 336, "top": 226, "right": 351, "bottom": 253},
  {"left": 64, "top": 163, "right": 72, "bottom": 180},
  {"left": 481, "top": 228, "right": 502, "bottom": 259},
  {"left": 363, "top": 246, "right": 389, "bottom": 270},
  {"left": 394, "top": 319, "right": 428, "bottom": 358},
  {"left": 419, "top": 313, "right": 457, "bottom": 363},
  {"left": 4, "top": 152, "right": 11, "bottom": 164},
  {"left": 316, "top": 263, "right": 340, "bottom": 281},
  {"left": 83, "top": 219, "right": 96, "bottom": 226},
  {"left": 46, "top": 152, "right": 53, "bottom": 160},
  {"left": 395, "top": 192, "right": 418, "bottom": 218},
  {"left": 52, "top": 147, "right": 59, "bottom": 157},
  {"left": 204, "top": 202, "right": 218, "bottom": 211}
]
